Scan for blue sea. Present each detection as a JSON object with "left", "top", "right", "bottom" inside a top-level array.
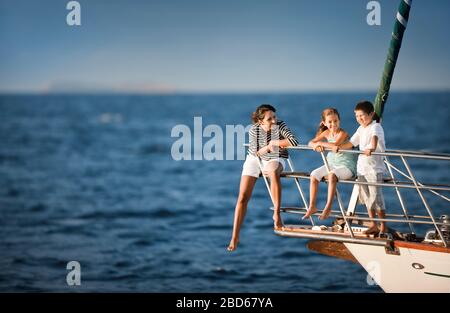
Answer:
[{"left": 0, "top": 92, "right": 449, "bottom": 292}]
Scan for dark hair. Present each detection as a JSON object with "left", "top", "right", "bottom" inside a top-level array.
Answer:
[
  {"left": 316, "top": 107, "right": 341, "bottom": 136},
  {"left": 251, "top": 104, "right": 276, "bottom": 123},
  {"left": 355, "top": 100, "right": 380, "bottom": 122}
]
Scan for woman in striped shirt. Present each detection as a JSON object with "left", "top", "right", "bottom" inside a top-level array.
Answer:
[{"left": 227, "top": 104, "right": 299, "bottom": 251}]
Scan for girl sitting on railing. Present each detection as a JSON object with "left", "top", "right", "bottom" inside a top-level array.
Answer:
[{"left": 303, "top": 108, "right": 356, "bottom": 220}]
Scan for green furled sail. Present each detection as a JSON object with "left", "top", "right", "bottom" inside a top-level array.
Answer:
[{"left": 374, "top": 0, "right": 412, "bottom": 121}]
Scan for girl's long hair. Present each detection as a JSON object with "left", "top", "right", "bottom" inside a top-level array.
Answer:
[{"left": 316, "top": 108, "right": 340, "bottom": 136}]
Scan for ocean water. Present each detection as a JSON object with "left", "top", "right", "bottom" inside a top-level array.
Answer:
[{"left": 0, "top": 92, "right": 449, "bottom": 292}]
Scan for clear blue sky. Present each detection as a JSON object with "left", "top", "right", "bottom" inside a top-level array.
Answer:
[{"left": 1, "top": 0, "right": 449, "bottom": 93}]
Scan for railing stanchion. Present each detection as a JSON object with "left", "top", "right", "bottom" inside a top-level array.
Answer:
[
  {"left": 400, "top": 156, "right": 447, "bottom": 247},
  {"left": 384, "top": 160, "right": 450, "bottom": 202},
  {"left": 385, "top": 156, "right": 415, "bottom": 234},
  {"left": 287, "top": 158, "right": 315, "bottom": 226}
]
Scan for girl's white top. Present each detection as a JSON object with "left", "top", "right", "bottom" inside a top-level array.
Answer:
[{"left": 349, "top": 120, "right": 386, "bottom": 175}]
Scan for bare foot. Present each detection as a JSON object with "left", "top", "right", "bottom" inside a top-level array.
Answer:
[
  {"left": 363, "top": 225, "right": 380, "bottom": 237},
  {"left": 227, "top": 238, "right": 239, "bottom": 252},
  {"left": 319, "top": 205, "right": 332, "bottom": 220},
  {"left": 302, "top": 207, "right": 317, "bottom": 220},
  {"left": 319, "top": 209, "right": 332, "bottom": 220},
  {"left": 273, "top": 214, "right": 283, "bottom": 230}
]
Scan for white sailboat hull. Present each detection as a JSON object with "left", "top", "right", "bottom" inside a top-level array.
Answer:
[{"left": 344, "top": 242, "right": 450, "bottom": 293}]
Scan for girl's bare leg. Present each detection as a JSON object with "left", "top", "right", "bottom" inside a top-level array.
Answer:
[
  {"left": 320, "top": 173, "right": 337, "bottom": 220},
  {"left": 227, "top": 175, "right": 257, "bottom": 251},
  {"left": 303, "top": 177, "right": 319, "bottom": 219}
]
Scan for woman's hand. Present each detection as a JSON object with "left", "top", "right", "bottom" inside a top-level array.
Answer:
[
  {"left": 331, "top": 145, "right": 339, "bottom": 153},
  {"left": 258, "top": 140, "right": 287, "bottom": 156},
  {"left": 268, "top": 140, "right": 280, "bottom": 152},
  {"left": 257, "top": 145, "right": 272, "bottom": 156}
]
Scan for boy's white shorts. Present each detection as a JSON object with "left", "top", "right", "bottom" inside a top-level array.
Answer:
[{"left": 241, "top": 154, "right": 286, "bottom": 178}]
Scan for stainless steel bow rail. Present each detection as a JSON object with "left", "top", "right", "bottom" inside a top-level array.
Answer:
[{"left": 245, "top": 144, "right": 450, "bottom": 248}]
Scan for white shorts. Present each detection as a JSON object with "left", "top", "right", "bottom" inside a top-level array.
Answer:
[
  {"left": 241, "top": 154, "right": 286, "bottom": 178},
  {"left": 310, "top": 165, "right": 354, "bottom": 182}
]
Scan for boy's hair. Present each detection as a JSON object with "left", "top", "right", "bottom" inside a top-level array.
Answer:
[
  {"left": 355, "top": 100, "right": 380, "bottom": 122},
  {"left": 252, "top": 104, "right": 276, "bottom": 123}
]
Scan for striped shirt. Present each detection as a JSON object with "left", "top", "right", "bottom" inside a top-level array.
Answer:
[{"left": 248, "top": 120, "right": 299, "bottom": 160}]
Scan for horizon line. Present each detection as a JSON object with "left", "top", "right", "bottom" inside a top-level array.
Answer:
[{"left": 1, "top": 87, "right": 450, "bottom": 96}]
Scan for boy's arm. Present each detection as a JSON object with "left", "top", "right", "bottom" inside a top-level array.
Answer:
[
  {"left": 338, "top": 141, "right": 354, "bottom": 151},
  {"left": 338, "top": 128, "right": 359, "bottom": 152},
  {"left": 364, "top": 135, "right": 378, "bottom": 156}
]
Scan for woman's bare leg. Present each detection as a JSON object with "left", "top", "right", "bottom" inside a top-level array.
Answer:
[
  {"left": 320, "top": 173, "right": 337, "bottom": 220},
  {"left": 227, "top": 175, "right": 257, "bottom": 251},
  {"left": 265, "top": 162, "right": 283, "bottom": 229},
  {"left": 303, "top": 177, "right": 319, "bottom": 219}
]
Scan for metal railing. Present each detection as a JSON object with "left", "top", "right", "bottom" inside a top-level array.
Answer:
[{"left": 246, "top": 144, "right": 450, "bottom": 247}]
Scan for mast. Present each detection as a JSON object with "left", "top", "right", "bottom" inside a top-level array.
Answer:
[{"left": 374, "top": 0, "right": 412, "bottom": 121}]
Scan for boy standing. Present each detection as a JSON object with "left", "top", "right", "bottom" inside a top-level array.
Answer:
[{"left": 339, "top": 101, "right": 387, "bottom": 235}]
